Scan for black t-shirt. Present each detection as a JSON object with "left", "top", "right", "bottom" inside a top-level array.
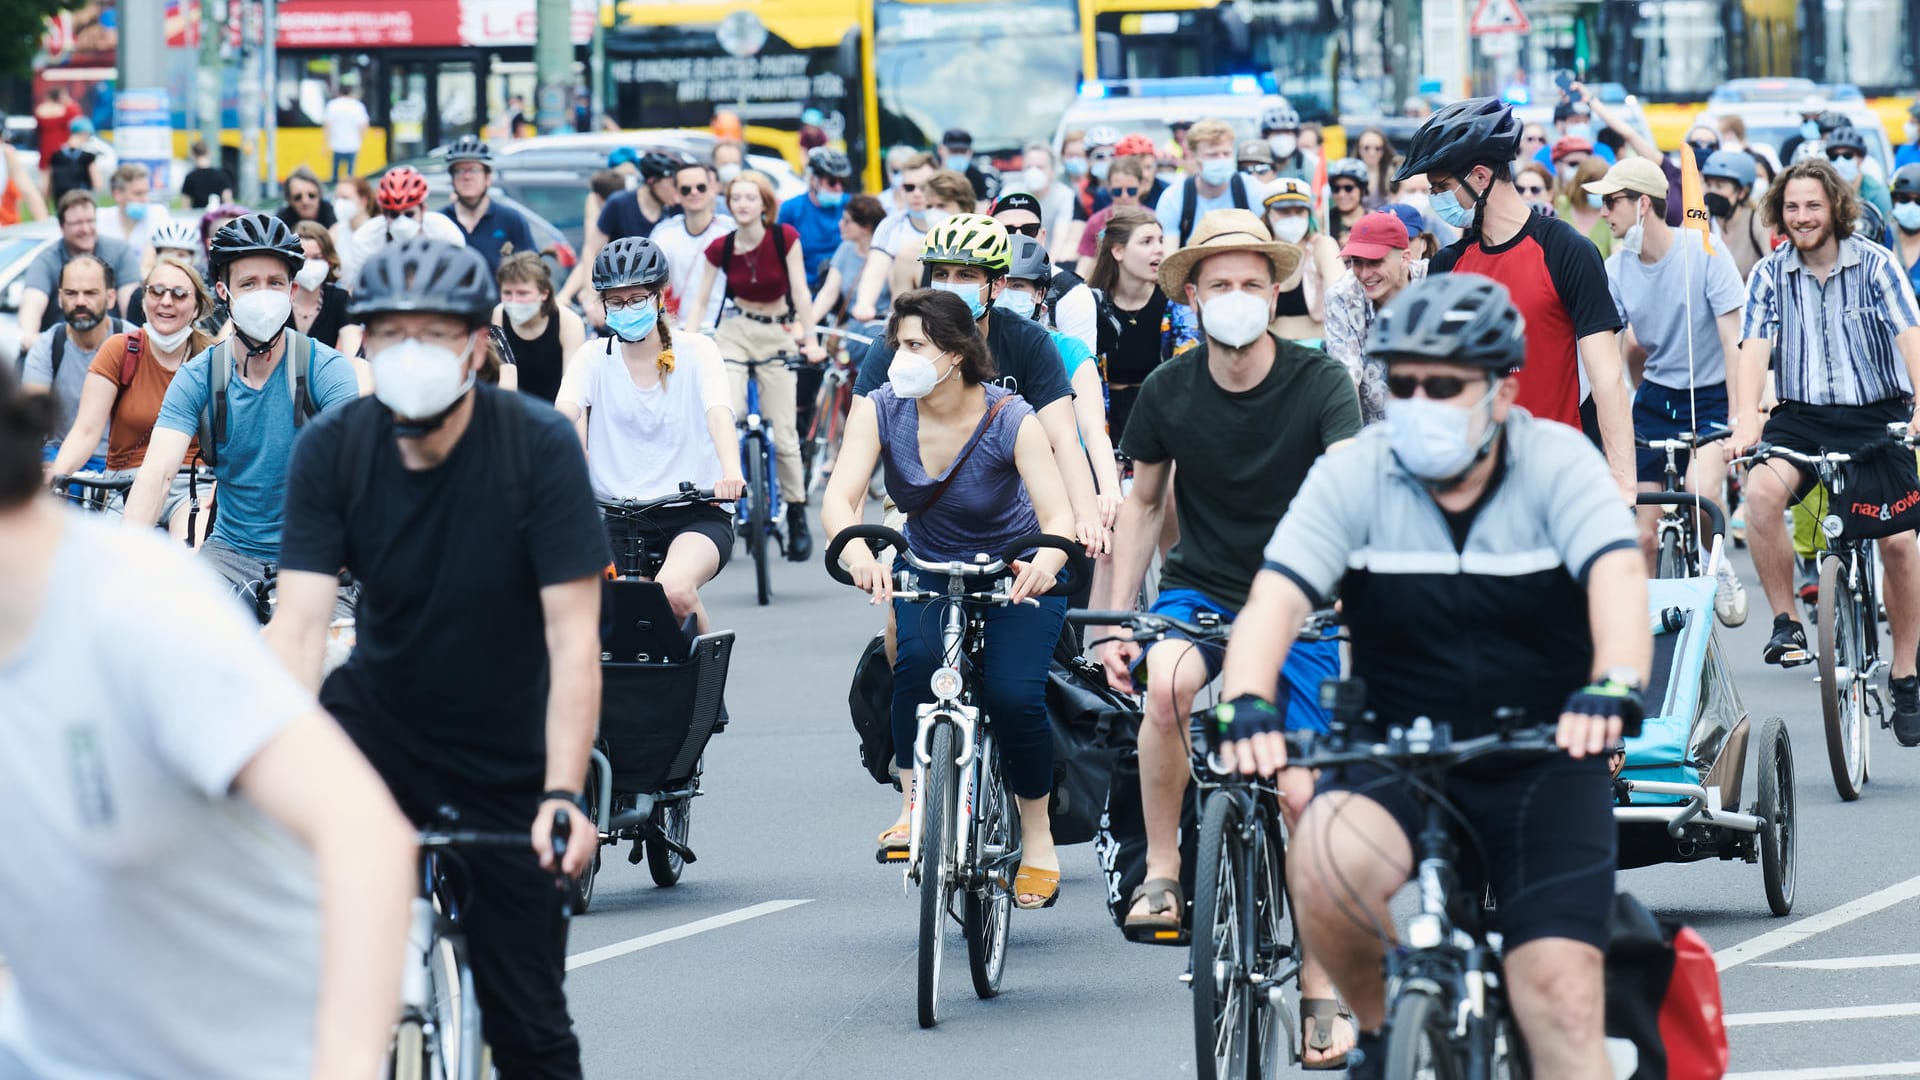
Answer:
[
  {"left": 274, "top": 201, "right": 337, "bottom": 231},
  {"left": 181, "top": 165, "right": 233, "bottom": 209},
  {"left": 280, "top": 385, "right": 611, "bottom": 784},
  {"left": 304, "top": 284, "right": 352, "bottom": 349},
  {"left": 597, "top": 189, "right": 680, "bottom": 242},
  {"left": 1108, "top": 288, "right": 1169, "bottom": 385},
  {"left": 853, "top": 308, "right": 1072, "bottom": 410}
]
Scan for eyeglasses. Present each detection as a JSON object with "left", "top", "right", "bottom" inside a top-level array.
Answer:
[
  {"left": 1386, "top": 373, "right": 1487, "bottom": 400},
  {"left": 366, "top": 326, "right": 472, "bottom": 351},
  {"left": 1108, "top": 186, "right": 1140, "bottom": 197},
  {"left": 1006, "top": 221, "right": 1042, "bottom": 237},
  {"left": 146, "top": 284, "right": 193, "bottom": 302},
  {"left": 291, "top": 191, "right": 319, "bottom": 202},
  {"left": 1515, "top": 183, "right": 1548, "bottom": 197},
  {"left": 602, "top": 294, "right": 656, "bottom": 312}
]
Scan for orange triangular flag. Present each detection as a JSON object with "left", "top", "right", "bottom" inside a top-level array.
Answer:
[{"left": 1679, "top": 146, "right": 1715, "bottom": 255}]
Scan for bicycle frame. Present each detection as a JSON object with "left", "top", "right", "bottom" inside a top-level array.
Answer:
[
  {"left": 735, "top": 365, "right": 780, "bottom": 525},
  {"left": 400, "top": 851, "right": 487, "bottom": 1080}
]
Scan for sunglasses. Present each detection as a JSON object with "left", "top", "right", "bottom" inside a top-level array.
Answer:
[
  {"left": 1331, "top": 183, "right": 1363, "bottom": 194},
  {"left": 1108, "top": 186, "right": 1140, "bottom": 197},
  {"left": 899, "top": 181, "right": 918, "bottom": 192},
  {"left": 1896, "top": 194, "right": 1920, "bottom": 206},
  {"left": 679, "top": 183, "right": 708, "bottom": 196},
  {"left": 1515, "top": 183, "right": 1548, "bottom": 197},
  {"left": 291, "top": 191, "right": 319, "bottom": 201},
  {"left": 1828, "top": 152, "right": 1861, "bottom": 163},
  {"left": 145, "top": 284, "right": 194, "bottom": 302},
  {"left": 1006, "top": 222, "right": 1042, "bottom": 237},
  {"left": 1386, "top": 373, "right": 1488, "bottom": 401},
  {"left": 1242, "top": 163, "right": 1274, "bottom": 176},
  {"left": 1603, "top": 194, "right": 1638, "bottom": 211}
]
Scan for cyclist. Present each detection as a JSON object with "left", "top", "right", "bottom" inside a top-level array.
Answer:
[
  {"left": 855, "top": 168, "right": 976, "bottom": 324},
  {"left": 15, "top": 190, "right": 142, "bottom": 349},
  {"left": 495, "top": 250, "right": 588, "bottom": 404},
  {"left": 1075, "top": 155, "right": 1153, "bottom": 278},
  {"left": 97, "top": 162, "right": 175, "bottom": 263},
  {"left": 45, "top": 256, "right": 216, "bottom": 542},
  {"left": 291, "top": 222, "right": 358, "bottom": 356},
  {"left": 123, "top": 217, "right": 211, "bottom": 326},
  {"left": 780, "top": 146, "right": 852, "bottom": 290},
  {"left": 652, "top": 158, "right": 735, "bottom": 332},
  {"left": 1215, "top": 272, "right": 1648, "bottom": 1080},
  {"left": 683, "top": 170, "right": 826, "bottom": 561},
  {"left": 1703, "top": 149, "right": 1770, "bottom": 280},
  {"left": 991, "top": 191, "right": 1098, "bottom": 353},
  {"left": 1324, "top": 209, "right": 1429, "bottom": 423},
  {"left": 1733, "top": 160, "right": 1920, "bottom": 743},
  {"left": 1262, "top": 176, "right": 1343, "bottom": 343},
  {"left": 1824, "top": 127, "right": 1891, "bottom": 242},
  {"left": 267, "top": 239, "right": 608, "bottom": 1078},
  {"left": 809, "top": 194, "right": 889, "bottom": 348},
  {"left": 1325, "top": 157, "right": 1371, "bottom": 244},
  {"left": 123, "top": 214, "right": 361, "bottom": 615},
  {"left": 1097, "top": 211, "right": 1360, "bottom": 1065},
  {"left": 1260, "top": 104, "right": 1316, "bottom": 182},
  {"left": 1889, "top": 164, "right": 1920, "bottom": 295},
  {"left": 1154, "top": 119, "right": 1252, "bottom": 248},
  {"left": 1400, "top": 97, "right": 1635, "bottom": 502},
  {"left": 556, "top": 237, "right": 745, "bottom": 629},
  {"left": 341, "top": 166, "right": 463, "bottom": 289},
  {"left": 439, "top": 135, "right": 537, "bottom": 274},
  {"left": 21, "top": 254, "right": 124, "bottom": 472},
  {"left": 822, "top": 287, "right": 1076, "bottom": 908},
  {"left": 1085, "top": 207, "right": 1198, "bottom": 441},
  {"left": 0, "top": 362, "right": 414, "bottom": 1080}
]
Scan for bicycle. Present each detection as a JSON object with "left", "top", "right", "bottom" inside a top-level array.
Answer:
[
  {"left": 52, "top": 465, "right": 218, "bottom": 543},
  {"left": 598, "top": 482, "right": 733, "bottom": 580},
  {"left": 825, "top": 523, "right": 1089, "bottom": 1029},
  {"left": 802, "top": 341, "right": 861, "bottom": 497},
  {"left": 1635, "top": 427, "right": 1731, "bottom": 580},
  {"left": 1735, "top": 425, "right": 1919, "bottom": 801},
  {"left": 728, "top": 352, "right": 812, "bottom": 606},
  {"left": 389, "top": 806, "right": 573, "bottom": 1080}
]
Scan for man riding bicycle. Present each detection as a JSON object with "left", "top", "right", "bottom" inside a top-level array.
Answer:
[{"left": 1213, "top": 273, "right": 1648, "bottom": 1079}]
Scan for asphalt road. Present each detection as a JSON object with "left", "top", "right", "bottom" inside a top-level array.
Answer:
[{"left": 566, "top": 516, "right": 1920, "bottom": 1080}]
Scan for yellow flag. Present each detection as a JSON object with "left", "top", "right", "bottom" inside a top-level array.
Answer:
[{"left": 1679, "top": 146, "right": 1715, "bottom": 255}]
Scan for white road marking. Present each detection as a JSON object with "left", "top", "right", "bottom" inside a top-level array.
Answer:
[
  {"left": 1760, "top": 953, "right": 1920, "bottom": 971},
  {"left": 1724, "top": 1002, "right": 1920, "bottom": 1027},
  {"left": 1715, "top": 873, "right": 1920, "bottom": 971},
  {"left": 565, "top": 899, "right": 813, "bottom": 971},
  {"left": 1726, "top": 1064, "right": 1920, "bottom": 1079}
]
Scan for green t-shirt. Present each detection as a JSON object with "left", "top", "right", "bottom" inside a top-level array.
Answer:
[{"left": 1119, "top": 335, "right": 1361, "bottom": 608}]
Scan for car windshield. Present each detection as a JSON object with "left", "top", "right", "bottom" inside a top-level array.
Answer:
[
  {"left": 874, "top": 0, "right": 1080, "bottom": 153},
  {"left": 1064, "top": 113, "right": 1259, "bottom": 149}
]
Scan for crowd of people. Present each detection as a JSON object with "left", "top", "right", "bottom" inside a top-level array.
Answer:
[{"left": 8, "top": 77, "right": 1920, "bottom": 1077}]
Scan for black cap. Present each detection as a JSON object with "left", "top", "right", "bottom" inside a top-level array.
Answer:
[
  {"left": 993, "top": 191, "right": 1043, "bottom": 218},
  {"left": 941, "top": 128, "right": 972, "bottom": 148},
  {"left": 1553, "top": 101, "right": 1584, "bottom": 123},
  {"left": 1170, "top": 119, "right": 1195, "bottom": 132}
]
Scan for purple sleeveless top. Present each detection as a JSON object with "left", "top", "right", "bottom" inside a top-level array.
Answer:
[{"left": 870, "top": 383, "right": 1040, "bottom": 563}]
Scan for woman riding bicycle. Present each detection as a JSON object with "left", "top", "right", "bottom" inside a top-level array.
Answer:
[
  {"left": 555, "top": 237, "right": 745, "bottom": 631},
  {"left": 822, "top": 287, "right": 1076, "bottom": 910},
  {"left": 1086, "top": 207, "right": 1197, "bottom": 441},
  {"left": 45, "top": 255, "right": 217, "bottom": 543}
]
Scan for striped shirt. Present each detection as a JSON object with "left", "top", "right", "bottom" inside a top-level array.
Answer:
[{"left": 1740, "top": 235, "right": 1919, "bottom": 406}]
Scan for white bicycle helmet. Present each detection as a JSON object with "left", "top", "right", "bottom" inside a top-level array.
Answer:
[{"left": 149, "top": 219, "right": 202, "bottom": 254}]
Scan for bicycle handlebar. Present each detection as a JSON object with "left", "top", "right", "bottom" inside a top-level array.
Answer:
[
  {"left": 597, "top": 482, "right": 729, "bottom": 518},
  {"left": 824, "top": 523, "right": 1092, "bottom": 599},
  {"left": 1634, "top": 425, "right": 1731, "bottom": 452},
  {"left": 1634, "top": 491, "right": 1727, "bottom": 546},
  {"left": 50, "top": 471, "right": 135, "bottom": 493},
  {"left": 1063, "top": 607, "right": 1342, "bottom": 645},
  {"left": 1280, "top": 723, "right": 1561, "bottom": 772}
]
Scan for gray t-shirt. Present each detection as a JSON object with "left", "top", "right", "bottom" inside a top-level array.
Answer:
[
  {"left": 20, "top": 321, "right": 120, "bottom": 456},
  {"left": 832, "top": 240, "right": 888, "bottom": 317},
  {"left": 1606, "top": 229, "right": 1744, "bottom": 389},
  {"left": 21, "top": 238, "right": 142, "bottom": 304},
  {"left": 0, "top": 514, "right": 320, "bottom": 1079}
]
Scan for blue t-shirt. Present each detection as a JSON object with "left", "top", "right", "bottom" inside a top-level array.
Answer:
[
  {"left": 1050, "top": 329, "right": 1093, "bottom": 381},
  {"left": 442, "top": 200, "right": 538, "bottom": 273},
  {"left": 778, "top": 193, "right": 844, "bottom": 289},
  {"left": 154, "top": 335, "right": 360, "bottom": 560}
]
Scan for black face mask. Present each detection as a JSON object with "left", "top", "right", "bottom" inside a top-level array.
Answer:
[{"left": 1704, "top": 192, "right": 1734, "bottom": 220}]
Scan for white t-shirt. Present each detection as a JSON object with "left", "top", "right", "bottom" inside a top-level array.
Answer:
[
  {"left": 556, "top": 332, "right": 733, "bottom": 501},
  {"left": 651, "top": 212, "right": 735, "bottom": 331},
  {"left": 94, "top": 202, "right": 175, "bottom": 254},
  {"left": 322, "top": 96, "right": 369, "bottom": 154},
  {"left": 340, "top": 213, "right": 465, "bottom": 290},
  {"left": 0, "top": 513, "right": 320, "bottom": 1080}
]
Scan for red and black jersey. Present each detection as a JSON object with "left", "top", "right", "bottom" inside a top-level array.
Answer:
[{"left": 1430, "top": 211, "right": 1621, "bottom": 429}]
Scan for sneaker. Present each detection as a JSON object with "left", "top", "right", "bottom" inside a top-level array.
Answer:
[
  {"left": 785, "top": 503, "right": 813, "bottom": 562},
  {"left": 1893, "top": 676, "right": 1920, "bottom": 747},
  {"left": 1714, "top": 563, "right": 1750, "bottom": 628},
  {"left": 1763, "top": 613, "right": 1812, "bottom": 668}
]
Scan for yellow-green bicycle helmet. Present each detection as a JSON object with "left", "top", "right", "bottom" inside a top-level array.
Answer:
[{"left": 920, "top": 213, "right": 1012, "bottom": 275}]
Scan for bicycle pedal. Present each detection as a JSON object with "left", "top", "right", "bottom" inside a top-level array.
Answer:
[
  {"left": 876, "top": 848, "right": 910, "bottom": 865},
  {"left": 1124, "top": 926, "right": 1191, "bottom": 947},
  {"left": 1778, "top": 649, "right": 1813, "bottom": 668}
]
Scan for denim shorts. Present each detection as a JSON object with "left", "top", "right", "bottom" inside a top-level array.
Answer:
[
  {"left": 1130, "top": 587, "right": 1338, "bottom": 733},
  {"left": 1633, "top": 381, "right": 1728, "bottom": 485}
]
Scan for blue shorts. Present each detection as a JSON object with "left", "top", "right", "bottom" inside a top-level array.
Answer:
[
  {"left": 1633, "top": 381, "right": 1728, "bottom": 485},
  {"left": 1130, "top": 587, "right": 1339, "bottom": 733}
]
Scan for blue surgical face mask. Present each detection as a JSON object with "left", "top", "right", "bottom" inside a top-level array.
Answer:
[
  {"left": 1586, "top": 192, "right": 1605, "bottom": 209},
  {"left": 994, "top": 288, "right": 1037, "bottom": 320},
  {"left": 945, "top": 153, "right": 971, "bottom": 172},
  {"left": 1801, "top": 120, "right": 1820, "bottom": 140},
  {"left": 1200, "top": 158, "right": 1237, "bottom": 186},
  {"left": 1896, "top": 202, "right": 1920, "bottom": 233},
  {"left": 1831, "top": 156, "right": 1861, "bottom": 183},
  {"left": 1386, "top": 381, "right": 1498, "bottom": 484},
  {"left": 817, "top": 188, "right": 846, "bottom": 208},
  {"left": 1064, "top": 157, "right": 1088, "bottom": 178},
  {"left": 125, "top": 201, "right": 149, "bottom": 222},
  {"left": 1432, "top": 181, "right": 1477, "bottom": 229},
  {"left": 1090, "top": 159, "right": 1111, "bottom": 182},
  {"left": 605, "top": 299, "right": 659, "bottom": 342},
  {"left": 932, "top": 280, "right": 987, "bottom": 319}
]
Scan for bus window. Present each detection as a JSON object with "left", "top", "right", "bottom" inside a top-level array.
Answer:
[
  {"left": 438, "top": 61, "right": 481, "bottom": 142},
  {"left": 278, "top": 53, "right": 372, "bottom": 130},
  {"left": 389, "top": 65, "right": 430, "bottom": 161}
]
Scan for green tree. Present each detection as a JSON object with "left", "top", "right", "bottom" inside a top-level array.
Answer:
[{"left": 1, "top": 1, "right": 94, "bottom": 78}]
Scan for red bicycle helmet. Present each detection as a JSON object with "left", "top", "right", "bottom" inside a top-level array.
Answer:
[
  {"left": 1113, "top": 134, "right": 1159, "bottom": 158},
  {"left": 376, "top": 167, "right": 430, "bottom": 213}
]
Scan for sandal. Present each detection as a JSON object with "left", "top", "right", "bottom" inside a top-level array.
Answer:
[
  {"left": 1300, "top": 997, "right": 1357, "bottom": 1070},
  {"left": 875, "top": 823, "right": 911, "bottom": 864},
  {"left": 1123, "top": 877, "right": 1187, "bottom": 945},
  {"left": 1013, "top": 865, "right": 1061, "bottom": 910}
]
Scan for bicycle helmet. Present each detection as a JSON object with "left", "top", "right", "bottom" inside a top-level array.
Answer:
[
  {"left": 441, "top": 134, "right": 492, "bottom": 167},
  {"left": 348, "top": 238, "right": 497, "bottom": 328},
  {"left": 592, "top": 236, "right": 671, "bottom": 292},
  {"left": 376, "top": 167, "right": 430, "bottom": 213},
  {"left": 1824, "top": 125, "right": 1868, "bottom": 157},
  {"left": 1393, "top": 96, "right": 1522, "bottom": 183},
  {"left": 1085, "top": 126, "right": 1120, "bottom": 149},
  {"left": 1005, "top": 234, "right": 1051, "bottom": 285},
  {"left": 1113, "top": 134, "right": 1158, "bottom": 158},
  {"left": 150, "top": 218, "right": 202, "bottom": 254},
  {"left": 1893, "top": 163, "right": 1920, "bottom": 197},
  {"left": 607, "top": 146, "right": 640, "bottom": 170},
  {"left": 806, "top": 146, "right": 852, "bottom": 179},
  {"left": 207, "top": 213, "right": 304, "bottom": 281},
  {"left": 1367, "top": 273, "right": 1525, "bottom": 373},
  {"left": 1815, "top": 110, "right": 1852, "bottom": 136},
  {"left": 919, "top": 213, "right": 1012, "bottom": 275},
  {"left": 1328, "top": 157, "right": 1370, "bottom": 184},
  {"left": 1702, "top": 150, "right": 1757, "bottom": 191},
  {"left": 1260, "top": 104, "right": 1301, "bottom": 133},
  {"left": 638, "top": 151, "right": 683, "bottom": 182}
]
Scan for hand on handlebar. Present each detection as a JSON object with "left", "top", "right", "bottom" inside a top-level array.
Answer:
[
  {"left": 1556, "top": 682, "right": 1645, "bottom": 760},
  {"left": 1733, "top": 408, "right": 1767, "bottom": 456},
  {"left": 799, "top": 339, "right": 828, "bottom": 363},
  {"left": 532, "top": 798, "right": 596, "bottom": 877},
  {"left": 714, "top": 475, "right": 747, "bottom": 501},
  {"left": 1006, "top": 557, "right": 1058, "bottom": 605},
  {"left": 1213, "top": 694, "right": 1290, "bottom": 778},
  {"left": 850, "top": 560, "right": 893, "bottom": 604},
  {"left": 1099, "top": 638, "right": 1139, "bottom": 694}
]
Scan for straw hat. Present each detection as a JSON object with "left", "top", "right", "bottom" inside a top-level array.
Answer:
[{"left": 1157, "top": 208, "right": 1303, "bottom": 298}]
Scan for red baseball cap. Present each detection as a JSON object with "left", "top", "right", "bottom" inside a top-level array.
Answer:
[{"left": 1338, "top": 211, "right": 1411, "bottom": 260}]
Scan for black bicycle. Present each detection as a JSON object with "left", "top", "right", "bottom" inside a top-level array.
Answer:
[
  {"left": 729, "top": 353, "right": 812, "bottom": 606},
  {"left": 598, "top": 482, "right": 732, "bottom": 580},
  {"left": 1635, "top": 426, "right": 1731, "bottom": 580}
]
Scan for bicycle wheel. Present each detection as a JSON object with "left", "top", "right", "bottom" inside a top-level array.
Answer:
[
  {"left": 1816, "top": 556, "right": 1867, "bottom": 800},
  {"left": 387, "top": 1020, "right": 433, "bottom": 1080},
  {"left": 571, "top": 766, "right": 601, "bottom": 913},
  {"left": 1756, "top": 716, "right": 1796, "bottom": 915},
  {"left": 918, "top": 722, "right": 956, "bottom": 1029},
  {"left": 647, "top": 797, "right": 690, "bottom": 887},
  {"left": 1191, "top": 791, "right": 1252, "bottom": 1080},
  {"left": 963, "top": 733, "right": 1016, "bottom": 1000},
  {"left": 1249, "top": 804, "right": 1292, "bottom": 1078},
  {"left": 1655, "top": 526, "right": 1684, "bottom": 580},
  {"left": 1492, "top": 1010, "right": 1532, "bottom": 1079},
  {"left": 746, "top": 439, "right": 772, "bottom": 606},
  {"left": 1384, "top": 987, "right": 1462, "bottom": 1080}
]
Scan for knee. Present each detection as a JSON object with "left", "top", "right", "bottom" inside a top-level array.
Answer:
[
  {"left": 1745, "top": 472, "right": 1788, "bottom": 516},
  {"left": 1508, "top": 951, "right": 1605, "bottom": 1047},
  {"left": 1879, "top": 533, "right": 1919, "bottom": 568},
  {"left": 660, "top": 579, "right": 700, "bottom": 620}
]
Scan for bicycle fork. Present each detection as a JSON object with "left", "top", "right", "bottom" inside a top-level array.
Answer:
[{"left": 907, "top": 603, "right": 977, "bottom": 888}]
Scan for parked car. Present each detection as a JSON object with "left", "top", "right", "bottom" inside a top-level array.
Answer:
[{"left": 0, "top": 220, "right": 62, "bottom": 375}]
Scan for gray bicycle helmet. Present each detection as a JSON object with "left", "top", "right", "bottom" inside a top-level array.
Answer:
[
  {"left": 1893, "top": 163, "right": 1920, "bottom": 197},
  {"left": 1005, "top": 234, "right": 1051, "bottom": 285},
  {"left": 1815, "top": 110, "right": 1852, "bottom": 136},
  {"left": 348, "top": 238, "right": 498, "bottom": 328},
  {"left": 441, "top": 134, "right": 492, "bottom": 167},
  {"left": 1085, "top": 125, "right": 1120, "bottom": 149},
  {"left": 207, "top": 213, "right": 304, "bottom": 281},
  {"left": 1702, "top": 150, "right": 1757, "bottom": 191},
  {"left": 1394, "top": 97, "right": 1522, "bottom": 183},
  {"left": 1328, "top": 157, "right": 1370, "bottom": 184},
  {"left": 592, "top": 236, "right": 671, "bottom": 292},
  {"left": 1367, "top": 273, "right": 1526, "bottom": 373},
  {"left": 1260, "top": 104, "right": 1301, "bottom": 133},
  {"left": 1824, "top": 125, "right": 1869, "bottom": 157},
  {"left": 807, "top": 146, "right": 852, "bottom": 179}
]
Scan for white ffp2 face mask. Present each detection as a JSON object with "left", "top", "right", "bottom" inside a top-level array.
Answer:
[
  {"left": 503, "top": 300, "right": 542, "bottom": 326},
  {"left": 295, "top": 259, "right": 329, "bottom": 291},
  {"left": 372, "top": 337, "right": 476, "bottom": 420},
  {"left": 1199, "top": 290, "right": 1272, "bottom": 349},
  {"left": 387, "top": 215, "right": 421, "bottom": 241},
  {"left": 228, "top": 288, "right": 293, "bottom": 342},
  {"left": 1269, "top": 214, "right": 1310, "bottom": 244},
  {"left": 886, "top": 349, "right": 951, "bottom": 399}
]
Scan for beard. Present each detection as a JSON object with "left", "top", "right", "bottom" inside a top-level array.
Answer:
[
  {"left": 455, "top": 190, "right": 485, "bottom": 211},
  {"left": 1788, "top": 220, "right": 1832, "bottom": 251},
  {"left": 64, "top": 308, "right": 101, "bottom": 331}
]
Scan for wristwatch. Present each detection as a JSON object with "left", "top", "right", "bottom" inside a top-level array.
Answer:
[
  {"left": 1595, "top": 666, "right": 1644, "bottom": 694},
  {"left": 541, "top": 789, "right": 591, "bottom": 815}
]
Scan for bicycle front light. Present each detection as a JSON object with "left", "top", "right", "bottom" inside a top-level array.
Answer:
[
  {"left": 929, "top": 666, "right": 964, "bottom": 701},
  {"left": 1407, "top": 913, "right": 1444, "bottom": 950}
]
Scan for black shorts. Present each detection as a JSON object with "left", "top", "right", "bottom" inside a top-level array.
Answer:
[
  {"left": 1762, "top": 398, "right": 1910, "bottom": 498},
  {"left": 604, "top": 502, "right": 735, "bottom": 576},
  {"left": 1315, "top": 754, "right": 1616, "bottom": 952}
]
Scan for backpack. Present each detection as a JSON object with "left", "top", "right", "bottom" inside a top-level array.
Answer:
[
  {"left": 1043, "top": 262, "right": 1087, "bottom": 333},
  {"left": 195, "top": 332, "right": 321, "bottom": 469},
  {"left": 1177, "top": 172, "right": 1251, "bottom": 247},
  {"left": 39, "top": 317, "right": 126, "bottom": 381}
]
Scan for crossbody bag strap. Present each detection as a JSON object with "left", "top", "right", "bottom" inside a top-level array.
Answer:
[{"left": 919, "top": 396, "right": 1013, "bottom": 515}]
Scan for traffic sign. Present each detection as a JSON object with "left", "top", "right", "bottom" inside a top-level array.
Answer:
[{"left": 1469, "top": 0, "right": 1531, "bottom": 36}]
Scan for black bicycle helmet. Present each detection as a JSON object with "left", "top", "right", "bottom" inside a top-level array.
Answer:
[
  {"left": 1893, "top": 163, "right": 1920, "bottom": 197},
  {"left": 807, "top": 146, "right": 852, "bottom": 179},
  {"left": 1815, "top": 110, "right": 1852, "bottom": 136},
  {"left": 1367, "top": 273, "right": 1526, "bottom": 373},
  {"left": 1393, "top": 97, "right": 1522, "bottom": 183},
  {"left": 638, "top": 151, "right": 683, "bottom": 182},
  {"left": 1005, "top": 234, "right": 1051, "bottom": 284},
  {"left": 348, "top": 238, "right": 498, "bottom": 328},
  {"left": 592, "top": 237, "right": 671, "bottom": 292},
  {"left": 207, "top": 213, "right": 305, "bottom": 281},
  {"left": 1824, "top": 125, "right": 1869, "bottom": 157},
  {"left": 441, "top": 134, "right": 492, "bottom": 167}
]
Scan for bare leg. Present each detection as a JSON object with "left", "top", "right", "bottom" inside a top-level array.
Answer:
[
  {"left": 1278, "top": 766, "right": 1356, "bottom": 1065},
  {"left": 1286, "top": 792, "right": 1412, "bottom": 1032},
  {"left": 1878, "top": 532, "right": 1920, "bottom": 680},
  {"left": 1016, "top": 795, "right": 1056, "bottom": 906},
  {"left": 1130, "top": 639, "right": 1211, "bottom": 916},
  {"left": 1741, "top": 460, "right": 1803, "bottom": 618},
  {"left": 653, "top": 531, "right": 722, "bottom": 634},
  {"left": 1504, "top": 939, "right": 1612, "bottom": 1080}
]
